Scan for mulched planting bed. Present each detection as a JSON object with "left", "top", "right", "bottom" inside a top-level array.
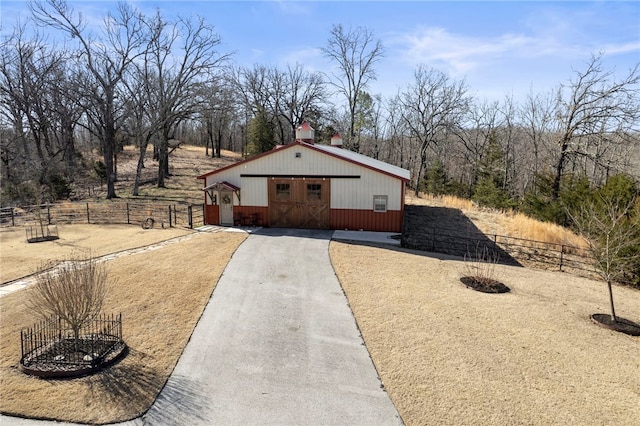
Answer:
[
  {"left": 460, "top": 276, "right": 511, "bottom": 293},
  {"left": 591, "top": 313, "right": 640, "bottom": 336}
]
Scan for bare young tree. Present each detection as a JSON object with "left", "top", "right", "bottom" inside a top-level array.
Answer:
[
  {"left": 321, "top": 24, "right": 384, "bottom": 152},
  {"left": 551, "top": 54, "right": 640, "bottom": 199},
  {"left": 28, "top": 252, "right": 109, "bottom": 348},
  {"left": 202, "top": 81, "right": 237, "bottom": 158},
  {"left": 569, "top": 191, "right": 639, "bottom": 324}
]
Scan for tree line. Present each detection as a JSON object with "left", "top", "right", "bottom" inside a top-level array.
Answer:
[{"left": 2, "top": 1, "right": 639, "bottom": 226}]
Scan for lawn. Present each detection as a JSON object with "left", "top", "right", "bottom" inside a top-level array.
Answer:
[
  {"left": 330, "top": 241, "right": 640, "bottom": 425},
  {"left": 0, "top": 225, "right": 247, "bottom": 424}
]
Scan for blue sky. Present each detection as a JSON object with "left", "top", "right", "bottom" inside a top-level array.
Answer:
[{"left": 1, "top": 1, "right": 639, "bottom": 103}]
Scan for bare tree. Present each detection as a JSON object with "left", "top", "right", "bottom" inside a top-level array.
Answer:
[
  {"left": 398, "top": 66, "right": 469, "bottom": 195},
  {"left": 518, "top": 89, "right": 555, "bottom": 193},
  {"left": 30, "top": 0, "right": 146, "bottom": 199},
  {"left": 321, "top": 24, "right": 384, "bottom": 152},
  {"left": 279, "top": 63, "right": 326, "bottom": 142},
  {"left": 569, "top": 191, "right": 639, "bottom": 324},
  {"left": 202, "top": 81, "right": 237, "bottom": 158},
  {"left": 141, "top": 11, "right": 229, "bottom": 187},
  {"left": 0, "top": 23, "right": 79, "bottom": 196},
  {"left": 551, "top": 54, "right": 640, "bottom": 199},
  {"left": 29, "top": 252, "right": 109, "bottom": 348},
  {"left": 451, "top": 99, "right": 503, "bottom": 191}
]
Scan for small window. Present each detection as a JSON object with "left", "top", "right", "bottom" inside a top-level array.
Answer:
[
  {"left": 307, "top": 183, "right": 322, "bottom": 201},
  {"left": 276, "top": 183, "right": 291, "bottom": 200},
  {"left": 373, "top": 195, "right": 388, "bottom": 212}
]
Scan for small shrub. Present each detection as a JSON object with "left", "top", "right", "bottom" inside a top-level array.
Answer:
[{"left": 462, "top": 245, "right": 510, "bottom": 293}]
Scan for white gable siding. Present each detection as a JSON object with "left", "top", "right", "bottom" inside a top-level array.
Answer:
[
  {"left": 205, "top": 144, "right": 404, "bottom": 210},
  {"left": 332, "top": 171, "right": 402, "bottom": 210},
  {"left": 241, "top": 177, "right": 268, "bottom": 206}
]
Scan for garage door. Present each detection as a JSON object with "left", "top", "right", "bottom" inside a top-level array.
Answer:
[{"left": 268, "top": 178, "right": 330, "bottom": 229}]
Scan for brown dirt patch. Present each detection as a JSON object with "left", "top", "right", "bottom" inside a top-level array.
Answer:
[
  {"left": 0, "top": 229, "right": 247, "bottom": 424},
  {"left": 330, "top": 241, "right": 640, "bottom": 426}
]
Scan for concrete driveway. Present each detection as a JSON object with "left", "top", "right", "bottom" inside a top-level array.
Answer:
[
  {"left": 1, "top": 228, "right": 402, "bottom": 426},
  {"left": 143, "top": 228, "right": 402, "bottom": 425}
]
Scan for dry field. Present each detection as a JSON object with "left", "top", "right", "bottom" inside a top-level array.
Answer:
[
  {"left": 80, "top": 144, "right": 241, "bottom": 204},
  {"left": 330, "top": 241, "right": 640, "bottom": 426},
  {"left": 0, "top": 227, "right": 247, "bottom": 423}
]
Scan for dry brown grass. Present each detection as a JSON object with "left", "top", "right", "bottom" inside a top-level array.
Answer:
[
  {"left": 0, "top": 228, "right": 247, "bottom": 424},
  {"left": 417, "top": 193, "right": 475, "bottom": 210},
  {"left": 408, "top": 192, "right": 587, "bottom": 249},
  {"left": 501, "top": 211, "right": 587, "bottom": 248},
  {"left": 110, "top": 145, "right": 241, "bottom": 204},
  {"left": 0, "top": 225, "right": 193, "bottom": 283},
  {"left": 330, "top": 241, "right": 640, "bottom": 426}
]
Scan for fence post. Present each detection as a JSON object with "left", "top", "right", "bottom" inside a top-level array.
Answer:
[
  {"left": 11, "top": 207, "right": 15, "bottom": 227},
  {"left": 86, "top": 203, "right": 90, "bottom": 224},
  {"left": 168, "top": 205, "right": 172, "bottom": 228},
  {"left": 126, "top": 203, "right": 130, "bottom": 224},
  {"left": 173, "top": 205, "right": 177, "bottom": 226},
  {"left": 559, "top": 245, "right": 565, "bottom": 272},
  {"left": 47, "top": 205, "right": 51, "bottom": 225},
  {"left": 202, "top": 203, "right": 205, "bottom": 226},
  {"left": 188, "top": 205, "right": 194, "bottom": 229}
]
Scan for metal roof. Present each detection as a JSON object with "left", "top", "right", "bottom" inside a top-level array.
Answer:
[
  {"left": 202, "top": 181, "right": 240, "bottom": 191},
  {"left": 308, "top": 142, "right": 411, "bottom": 181},
  {"left": 198, "top": 141, "right": 411, "bottom": 182}
]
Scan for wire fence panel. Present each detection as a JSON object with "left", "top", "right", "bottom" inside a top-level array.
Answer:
[
  {"left": 0, "top": 202, "right": 205, "bottom": 229},
  {"left": 402, "top": 224, "right": 599, "bottom": 279}
]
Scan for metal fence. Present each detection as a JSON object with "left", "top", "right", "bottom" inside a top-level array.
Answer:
[
  {"left": 20, "top": 313, "right": 123, "bottom": 368},
  {"left": 0, "top": 202, "right": 205, "bottom": 229},
  {"left": 402, "top": 225, "right": 598, "bottom": 278}
]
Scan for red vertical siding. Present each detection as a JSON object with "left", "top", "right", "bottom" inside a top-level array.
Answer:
[
  {"left": 330, "top": 209, "right": 403, "bottom": 232},
  {"left": 204, "top": 205, "right": 220, "bottom": 225}
]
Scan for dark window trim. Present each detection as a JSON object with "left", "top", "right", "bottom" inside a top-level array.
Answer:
[{"left": 241, "top": 174, "right": 360, "bottom": 179}]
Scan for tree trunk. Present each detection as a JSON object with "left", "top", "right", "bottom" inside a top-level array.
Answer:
[
  {"left": 607, "top": 280, "right": 617, "bottom": 322},
  {"left": 103, "top": 132, "right": 117, "bottom": 199},
  {"left": 132, "top": 138, "right": 149, "bottom": 196},
  {"left": 552, "top": 137, "right": 570, "bottom": 200}
]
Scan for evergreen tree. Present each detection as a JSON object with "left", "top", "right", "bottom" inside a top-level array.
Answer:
[
  {"left": 247, "top": 110, "right": 276, "bottom": 156},
  {"left": 424, "top": 158, "right": 449, "bottom": 195},
  {"left": 472, "top": 132, "right": 513, "bottom": 209}
]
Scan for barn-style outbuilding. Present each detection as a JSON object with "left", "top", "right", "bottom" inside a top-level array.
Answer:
[{"left": 197, "top": 123, "right": 410, "bottom": 232}]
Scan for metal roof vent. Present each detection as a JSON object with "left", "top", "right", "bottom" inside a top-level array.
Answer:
[
  {"left": 331, "top": 133, "right": 343, "bottom": 148},
  {"left": 295, "top": 121, "right": 314, "bottom": 143}
]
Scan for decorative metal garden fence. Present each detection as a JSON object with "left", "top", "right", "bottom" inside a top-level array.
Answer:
[{"left": 20, "top": 313, "right": 124, "bottom": 372}]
